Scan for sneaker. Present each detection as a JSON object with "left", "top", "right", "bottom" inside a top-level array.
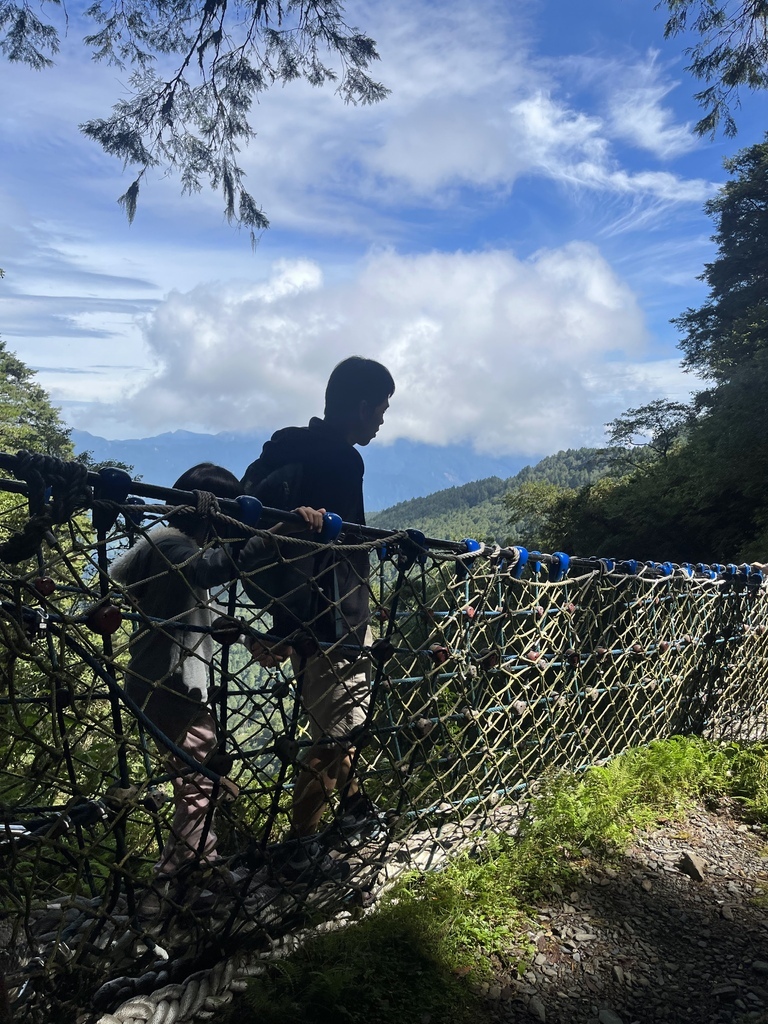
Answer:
[
  {"left": 245, "top": 878, "right": 287, "bottom": 924},
  {"left": 273, "top": 837, "right": 351, "bottom": 887},
  {"left": 138, "top": 861, "right": 247, "bottom": 917},
  {"left": 137, "top": 880, "right": 169, "bottom": 919},
  {"left": 326, "top": 795, "right": 388, "bottom": 848}
]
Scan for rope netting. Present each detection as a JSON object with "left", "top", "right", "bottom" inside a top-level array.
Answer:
[{"left": 0, "top": 452, "right": 766, "bottom": 1023}]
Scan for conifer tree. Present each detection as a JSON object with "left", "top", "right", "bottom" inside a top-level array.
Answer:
[
  {"left": 0, "top": 0, "right": 387, "bottom": 239},
  {"left": 658, "top": 0, "right": 768, "bottom": 136},
  {"left": 674, "top": 134, "right": 768, "bottom": 391}
]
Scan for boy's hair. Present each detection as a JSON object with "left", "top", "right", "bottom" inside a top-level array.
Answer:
[
  {"left": 324, "top": 356, "right": 395, "bottom": 423},
  {"left": 169, "top": 462, "right": 241, "bottom": 535}
]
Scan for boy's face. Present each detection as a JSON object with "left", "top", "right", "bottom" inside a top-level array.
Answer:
[{"left": 349, "top": 397, "right": 389, "bottom": 446}]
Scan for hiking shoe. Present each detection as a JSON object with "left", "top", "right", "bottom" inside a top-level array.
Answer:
[
  {"left": 245, "top": 878, "right": 287, "bottom": 925},
  {"left": 326, "top": 795, "right": 388, "bottom": 848},
  {"left": 137, "top": 881, "right": 169, "bottom": 919},
  {"left": 187, "top": 866, "right": 252, "bottom": 912},
  {"left": 274, "top": 837, "right": 351, "bottom": 887}
]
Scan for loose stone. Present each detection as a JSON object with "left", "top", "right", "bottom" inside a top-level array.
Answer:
[
  {"left": 598, "top": 1010, "right": 625, "bottom": 1024},
  {"left": 529, "top": 995, "right": 547, "bottom": 1021},
  {"left": 677, "top": 851, "right": 707, "bottom": 882}
]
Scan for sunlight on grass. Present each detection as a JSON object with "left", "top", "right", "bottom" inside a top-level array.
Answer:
[{"left": 222, "top": 737, "right": 768, "bottom": 1024}]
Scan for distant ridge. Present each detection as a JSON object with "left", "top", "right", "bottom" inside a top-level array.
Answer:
[
  {"left": 368, "top": 448, "right": 612, "bottom": 543},
  {"left": 71, "top": 429, "right": 532, "bottom": 511}
]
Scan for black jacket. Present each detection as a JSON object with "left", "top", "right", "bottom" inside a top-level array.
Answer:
[{"left": 241, "top": 417, "right": 370, "bottom": 646}]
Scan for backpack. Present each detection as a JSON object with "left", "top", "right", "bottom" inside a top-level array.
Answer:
[{"left": 238, "top": 461, "right": 322, "bottom": 632}]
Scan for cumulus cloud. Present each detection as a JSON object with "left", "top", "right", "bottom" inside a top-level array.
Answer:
[{"left": 104, "top": 245, "right": 687, "bottom": 456}]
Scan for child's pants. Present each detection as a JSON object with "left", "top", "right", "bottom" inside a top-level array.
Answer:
[
  {"left": 126, "top": 675, "right": 222, "bottom": 876},
  {"left": 156, "top": 709, "right": 219, "bottom": 876}
]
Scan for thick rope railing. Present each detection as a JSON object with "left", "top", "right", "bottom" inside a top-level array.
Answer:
[{"left": 0, "top": 451, "right": 765, "bottom": 1023}]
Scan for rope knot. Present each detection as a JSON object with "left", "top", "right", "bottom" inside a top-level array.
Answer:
[
  {"left": 192, "top": 489, "right": 220, "bottom": 519},
  {"left": 14, "top": 450, "right": 91, "bottom": 522}
]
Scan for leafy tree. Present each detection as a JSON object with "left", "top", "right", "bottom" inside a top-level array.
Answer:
[
  {"left": 675, "top": 348, "right": 768, "bottom": 557},
  {"left": 531, "top": 140, "right": 768, "bottom": 563},
  {"left": 658, "top": 0, "right": 768, "bottom": 136},
  {"left": 0, "top": 0, "right": 387, "bottom": 239},
  {"left": 674, "top": 135, "right": 768, "bottom": 391},
  {"left": 0, "top": 337, "right": 77, "bottom": 558},
  {"left": 605, "top": 399, "right": 695, "bottom": 468},
  {"left": 0, "top": 338, "right": 73, "bottom": 458},
  {"left": 504, "top": 481, "right": 574, "bottom": 549}
]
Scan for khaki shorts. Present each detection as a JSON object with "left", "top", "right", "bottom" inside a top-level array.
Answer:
[{"left": 291, "top": 632, "right": 372, "bottom": 745}]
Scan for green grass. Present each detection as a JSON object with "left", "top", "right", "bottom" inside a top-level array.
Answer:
[{"left": 222, "top": 737, "right": 768, "bottom": 1024}]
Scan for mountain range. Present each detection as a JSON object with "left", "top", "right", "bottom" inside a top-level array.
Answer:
[
  {"left": 71, "top": 429, "right": 612, "bottom": 545},
  {"left": 71, "top": 429, "right": 534, "bottom": 513}
]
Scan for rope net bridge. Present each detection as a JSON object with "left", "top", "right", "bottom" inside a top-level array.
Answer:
[{"left": 0, "top": 451, "right": 765, "bottom": 1023}]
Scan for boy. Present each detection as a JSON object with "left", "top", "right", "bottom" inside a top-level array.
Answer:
[{"left": 242, "top": 357, "right": 395, "bottom": 867}]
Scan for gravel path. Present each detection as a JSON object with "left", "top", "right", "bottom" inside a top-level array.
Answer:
[{"left": 479, "top": 799, "right": 768, "bottom": 1024}]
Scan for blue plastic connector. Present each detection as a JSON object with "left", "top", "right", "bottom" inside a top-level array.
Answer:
[
  {"left": 549, "top": 552, "right": 570, "bottom": 583},
  {"left": 511, "top": 547, "right": 529, "bottom": 579},
  {"left": 320, "top": 512, "right": 343, "bottom": 543},
  {"left": 94, "top": 466, "right": 133, "bottom": 532},
  {"left": 400, "top": 529, "right": 428, "bottom": 569},
  {"left": 236, "top": 494, "right": 263, "bottom": 526},
  {"left": 123, "top": 496, "right": 146, "bottom": 525},
  {"left": 98, "top": 466, "right": 132, "bottom": 502}
]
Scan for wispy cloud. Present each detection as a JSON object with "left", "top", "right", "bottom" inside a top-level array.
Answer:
[
  {"left": 604, "top": 51, "right": 698, "bottom": 160},
  {"left": 507, "top": 92, "right": 711, "bottom": 208}
]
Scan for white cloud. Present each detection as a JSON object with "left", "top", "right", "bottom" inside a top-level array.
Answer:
[
  {"left": 0, "top": 0, "right": 711, "bottom": 245},
  {"left": 554, "top": 48, "right": 699, "bottom": 160},
  {"left": 506, "top": 93, "right": 710, "bottom": 206},
  {"left": 95, "top": 245, "right": 689, "bottom": 456},
  {"left": 604, "top": 52, "right": 697, "bottom": 160}
]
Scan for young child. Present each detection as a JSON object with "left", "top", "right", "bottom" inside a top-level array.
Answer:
[{"left": 111, "top": 462, "right": 323, "bottom": 885}]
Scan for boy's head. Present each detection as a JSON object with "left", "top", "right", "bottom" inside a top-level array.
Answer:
[
  {"left": 324, "top": 356, "right": 395, "bottom": 446},
  {"left": 169, "top": 462, "right": 241, "bottom": 536}
]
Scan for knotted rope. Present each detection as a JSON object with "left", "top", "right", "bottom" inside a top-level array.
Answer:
[{"left": 0, "top": 453, "right": 764, "bottom": 1023}]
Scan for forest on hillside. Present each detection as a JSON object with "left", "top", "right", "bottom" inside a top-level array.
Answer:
[{"left": 368, "top": 447, "right": 614, "bottom": 545}]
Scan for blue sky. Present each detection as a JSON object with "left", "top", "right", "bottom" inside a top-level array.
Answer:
[{"left": 0, "top": 0, "right": 765, "bottom": 458}]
